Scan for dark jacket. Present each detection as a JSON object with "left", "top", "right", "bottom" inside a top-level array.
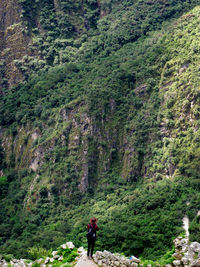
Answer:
[{"left": 87, "top": 223, "right": 99, "bottom": 238}]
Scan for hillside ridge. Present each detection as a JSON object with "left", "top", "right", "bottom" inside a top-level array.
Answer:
[{"left": 0, "top": 0, "right": 200, "bottom": 261}]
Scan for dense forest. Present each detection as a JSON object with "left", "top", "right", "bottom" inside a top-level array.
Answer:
[{"left": 0, "top": 0, "right": 200, "bottom": 264}]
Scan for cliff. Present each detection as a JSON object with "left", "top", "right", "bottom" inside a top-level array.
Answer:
[
  {"left": 0, "top": 0, "right": 200, "bottom": 261},
  {"left": 0, "top": 0, "right": 34, "bottom": 89}
]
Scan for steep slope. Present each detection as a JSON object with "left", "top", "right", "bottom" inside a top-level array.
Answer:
[
  {"left": 0, "top": 0, "right": 200, "bottom": 261},
  {"left": 0, "top": 0, "right": 33, "bottom": 89}
]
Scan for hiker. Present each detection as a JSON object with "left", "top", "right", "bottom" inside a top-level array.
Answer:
[{"left": 87, "top": 217, "right": 99, "bottom": 258}]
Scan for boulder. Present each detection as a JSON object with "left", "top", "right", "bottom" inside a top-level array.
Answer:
[
  {"left": 53, "top": 255, "right": 60, "bottom": 259},
  {"left": 77, "top": 247, "right": 85, "bottom": 254},
  {"left": 44, "top": 257, "right": 50, "bottom": 264},
  {"left": 93, "top": 255, "right": 97, "bottom": 263},
  {"left": 130, "top": 256, "right": 140, "bottom": 263},
  {"left": 131, "top": 263, "right": 138, "bottom": 267},
  {"left": 52, "top": 251, "right": 58, "bottom": 257},
  {"left": 61, "top": 244, "right": 67, "bottom": 249},
  {"left": 98, "top": 260, "right": 102, "bottom": 266},
  {"left": 173, "top": 260, "right": 181, "bottom": 266},
  {"left": 36, "top": 258, "right": 43, "bottom": 264},
  {"left": 182, "top": 257, "right": 189, "bottom": 265},
  {"left": 172, "top": 253, "right": 182, "bottom": 260},
  {"left": 66, "top": 242, "right": 75, "bottom": 250},
  {"left": 189, "top": 242, "right": 200, "bottom": 254},
  {"left": 58, "top": 256, "right": 63, "bottom": 261}
]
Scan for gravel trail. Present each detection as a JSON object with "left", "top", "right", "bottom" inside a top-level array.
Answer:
[{"left": 74, "top": 252, "right": 98, "bottom": 267}]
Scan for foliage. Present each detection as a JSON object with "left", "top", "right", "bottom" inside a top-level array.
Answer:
[
  {"left": 28, "top": 247, "right": 52, "bottom": 260},
  {"left": 0, "top": 0, "right": 200, "bottom": 262}
]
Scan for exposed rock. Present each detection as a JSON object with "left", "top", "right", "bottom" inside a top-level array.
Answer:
[
  {"left": 53, "top": 255, "right": 60, "bottom": 260},
  {"left": 130, "top": 256, "right": 140, "bottom": 263},
  {"left": 66, "top": 241, "right": 75, "bottom": 250},
  {"left": 172, "top": 253, "right": 182, "bottom": 260},
  {"left": 58, "top": 256, "right": 63, "bottom": 261},
  {"left": 0, "top": 0, "right": 35, "bottom": 90},
  {"left": 44, "top": 257, "right": 50, "bottom": 264},
  {"left": 52, "top": 251, "right": 58, "bottom": 257},
  {"left": 94, "top": 250, "right": 139, "bottom": 267},
  {"left": 173, "top": 236, "right": 200, "bottom": 267},
  {"left": 36, "top": 258, "right": 43, "bottom": 264},
  {"left": 173, "top": 260, "right": 181, "bottom": 266},
  {"left": 77, "top": 247, "right": 86, "bottom": 255},
  {"left": 134, "top": 84, "right": 147, "bottom": 96},
  {"left": 61, "top": 244, "right": 67, "bottom": 249}
]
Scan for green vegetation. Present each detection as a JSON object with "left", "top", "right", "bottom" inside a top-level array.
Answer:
[{"left": 0, "top": 0, "right": 200, "bottom": 262}]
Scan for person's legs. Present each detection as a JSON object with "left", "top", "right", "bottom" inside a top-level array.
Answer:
[
  {"left": 87, "top": 239, "right": 91, "bottom": 257},
  {"left": 90, "top": 239, "right": 95, "bottom": 257}
]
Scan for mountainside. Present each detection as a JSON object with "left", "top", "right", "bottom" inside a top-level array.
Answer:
[{"left": 0, "top": 0, "right": 200, "bottom": 262}]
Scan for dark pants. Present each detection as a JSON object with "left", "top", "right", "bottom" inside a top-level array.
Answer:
[{"left": 87, "top": 238, "right": 95, "bottom": 256}]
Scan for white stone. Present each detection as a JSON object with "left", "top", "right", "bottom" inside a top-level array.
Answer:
[
  {"left": 52, "top": 251, "right": 58, "bottom": 257},
  {"left": 182, "top": 257, "right": 189, "bottom": 265},
  {"left": 95, "top": 251, "right": 103, "bottom": 257},
  {"left": 131, "top": 256, "right": 140, "bottom": 263},
  {"left": 66, "top": 242, "right": 75, "bottom": 249},
  {"left": 19, "top": 260, "right": 26, "bottom": 267},
  {"left": 58, "top": 256, "right": 63, "bottom": 261},
  {"left": 44, "top": 257, "right": 50, "bottom": 264},
  {"left": 190, "top": 242, "right": 200, "bottom": 253},
  {"left": 131, "top": 263, "right": 138, "bottom": 267},
  {"left": 77, "top": 247, "right": 85, "bottom": 254},
  {"left": 53, "top": 255, "right": 60, "bottom": 259},
  {"left": 36, "top": 258, "right": 43, "bottom": 264},
  {"left": 102, "top": 250, "right": 110, "bottom": 257},
  {"left": 98, "top": 260, "right": 102, "bottom": 266},
  {"left": 61, "top": 244, "right": 67, "bottom": 249},
  {"left": 93, "top": 256, "right": 97, "bottom": 263},
  {"left": 173, "top": 260, "right": 181, "bottom": 266}
]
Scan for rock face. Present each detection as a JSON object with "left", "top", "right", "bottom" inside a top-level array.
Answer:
[
  {"left": 0, "top": 0, "right": 32, "bottom": 90},
  {"left": 173, "top": 236, "right": 200, "bottom": 267},
  {"left": 93, "top": 250, "right": 140, "bottom": 267}
]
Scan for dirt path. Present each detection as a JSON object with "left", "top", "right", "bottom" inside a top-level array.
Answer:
[{"left": 74, "top": 252, "right": 98, "bottom": 267}]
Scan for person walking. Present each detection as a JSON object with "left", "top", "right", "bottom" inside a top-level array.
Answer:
[{"left": 87, "top": 217, "right": 99, "bottom": 259}]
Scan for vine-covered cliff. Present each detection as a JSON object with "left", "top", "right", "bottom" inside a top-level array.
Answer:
[{"left": 0, "top": 0, "right": 200, "bottom": 261}]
